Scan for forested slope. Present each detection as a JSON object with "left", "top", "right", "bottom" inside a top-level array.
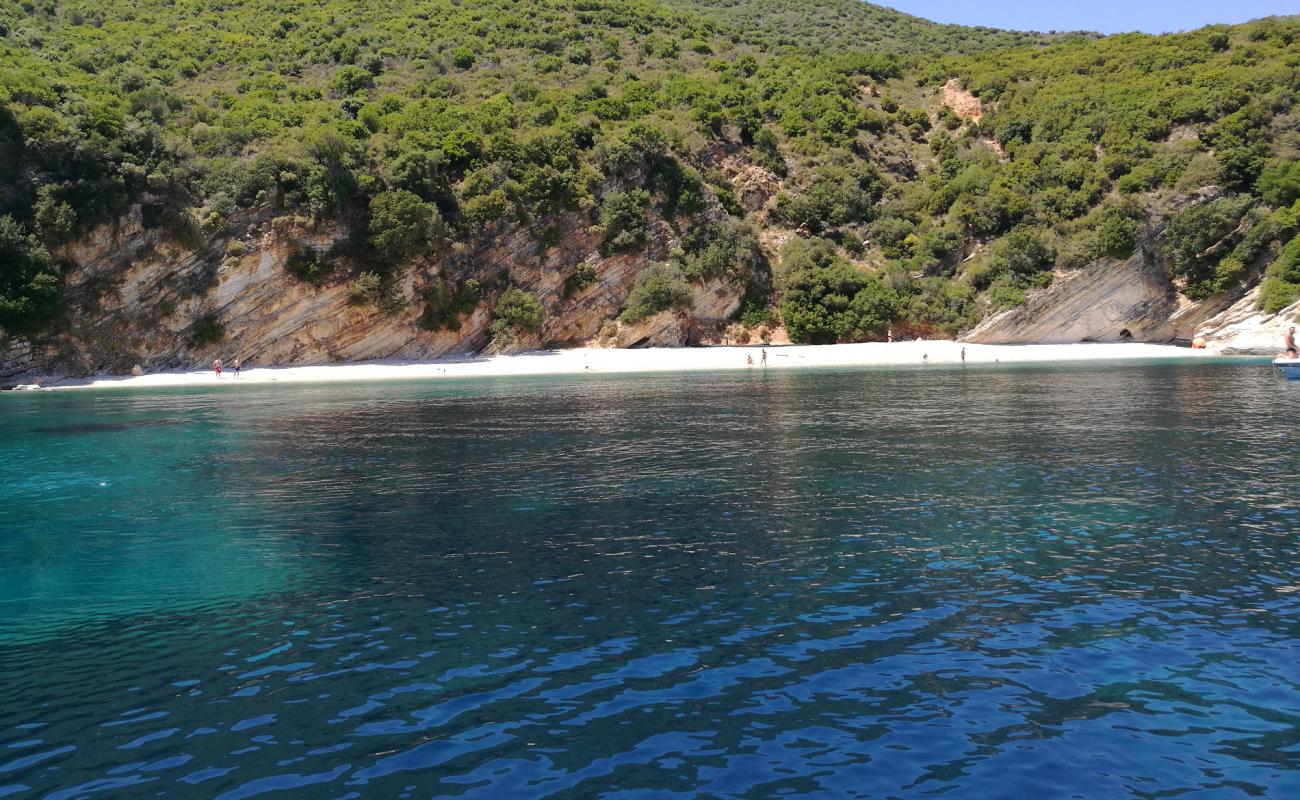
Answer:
[{"left": 1, "top": 0, "right": 1298, "bottom": 376}]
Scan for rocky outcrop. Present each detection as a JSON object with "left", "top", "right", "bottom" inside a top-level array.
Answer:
[
  {"left": 1191, "top": 288, "right": 1300, "bottom": 355},
  {"left": 1, "top": 195, "right": 751, "bottom": 383},
  {"left": 941, "top": 78, "right": 983, "bottom": 122},
  {"left": 611, "top": 278, "right": 744, "bottom": 348},
  {"left": 963, "top": 247, "right": 1181, "bottom": 344},
  {"left": 961, "top": 228, "right": 1292, "bottom": 352},
  {"left": 0, "top": 337, "right": 36, "bottom": 385}
]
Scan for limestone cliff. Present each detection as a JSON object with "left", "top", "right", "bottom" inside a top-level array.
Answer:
[
  {"left": 0, "top": 196, "right": 747, "bottom": 384},
  {"left": 963, "top": 223, "right": 1296, "bottom": 356},
  {"left": 962, "top": 245, "right": 1181, "bottom": 345}
]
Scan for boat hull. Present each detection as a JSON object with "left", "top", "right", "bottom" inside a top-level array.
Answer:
[{"left": 1275, "top": 359, "right": 1300, "bottom": 379}]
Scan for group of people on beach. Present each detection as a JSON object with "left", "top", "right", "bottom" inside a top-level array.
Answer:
[
  {"left": 746, "top": 349, "right": 768, "bottom": 367},
  {"left": 212, "top": 357, "right": 242, "bottom": 378}
]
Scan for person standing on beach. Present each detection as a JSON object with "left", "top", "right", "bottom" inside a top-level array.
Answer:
[
  {"left": 1286, "top": 326, "right": 1297, "bottom": 359},
  {"left": 887, "top": 328, "right": 893, "bottom": 343},
  {"left": 212, "top": 357, "right": 222, "bottom": 379},
  {"left": 760, "top": 348, "right": 767, "bottom": 367},
  {"left": 232, "top": 357, "right": 242, "bottom": 378},
  {"left": 961, "top": 347, "right": 966, "bottom": 364}
]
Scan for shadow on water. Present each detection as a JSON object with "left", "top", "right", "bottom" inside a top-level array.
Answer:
[{"left": 31, "top": 417, "right": 191, "bottom": 435}]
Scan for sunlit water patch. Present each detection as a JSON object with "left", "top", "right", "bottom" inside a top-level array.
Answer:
[{"left": 2, "top": 363, "right": 1298, "bottom": 798}]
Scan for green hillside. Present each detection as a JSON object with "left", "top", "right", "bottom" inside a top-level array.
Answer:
[
  {"left": 1, "top": 0, "right": 1298, "bottom": 342},
  {"left": 661, "top": 0, "right": 1090, "bottom": 52}
]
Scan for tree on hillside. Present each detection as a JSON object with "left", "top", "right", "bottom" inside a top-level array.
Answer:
[{"left": 368, "top": 190, "right": 443, "bottom": 265}]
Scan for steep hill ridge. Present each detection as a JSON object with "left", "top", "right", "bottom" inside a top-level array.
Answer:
[{"left": 1, "top": 1, "right": 1298, "bottom": 382}]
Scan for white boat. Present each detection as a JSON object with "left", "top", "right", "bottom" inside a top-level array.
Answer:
[{"left": 1274, "top": 358, "right": 1300, "bottom": 379}]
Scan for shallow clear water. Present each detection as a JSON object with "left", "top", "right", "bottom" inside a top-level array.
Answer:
[{"left": 2, "top": 362, "right": 1299, "bottom": 799}]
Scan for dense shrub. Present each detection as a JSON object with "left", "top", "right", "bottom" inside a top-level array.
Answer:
[
  {"left": 1258, "top": 161, "right": 1300, "bottom": 208},
  {"left": 191, "top": 314, "right": 225, "bottom": 346},
  {"left": 420, "top": 277, "right": 481, "bottom": 331},
  {"left": 778, "top": 238, "right": 899, "bottom": 343},
  {"left": 563, "top": 263, "right": 597, "bottom": 297},
  {"left": 0, "top": 217, "right": 61, "bottom": 335},
  {"left": 593, "top": 190, "right": 652, "bottom": 255},
  {"left": 331, "top": 66, "right": 374, "bottom": 96},
  {"left": 368, "top": 190, "right": 442, "bottom": 265},
  {"left": 964, "top": 227, "right": 1055, "bottom": 291},
  {"left": 619, "top": 263, "right": 693, "bottom": 323},
  {"left": 751, "top": 128, "right": 786, "bottom": 176},
  {"left": 348, "top": 271, "right": 384, "bottom": 305},
  {"left": 904, "top": 276, "right": 979, "bottom": 333},
  {"left": 681, "top": 218, "right": 764, "bottom": 283},
  {"left": 772, "top": 163, "right": 884, "bottom": 232},
  {"left": 1092, "top": 203, "right": 1144, "bottom": 261},
  {"left": 1258, "top": 237, "right": 1300, "bottom": 313},
  {"left": 493, "top": 287, "right": 545, "bottom": 339},
  {"left": 1162, "top": 196, "right": 1253, "bottom": 298},
  {"left": 284, "top": 246, "right": 327, "bottom": 284}
]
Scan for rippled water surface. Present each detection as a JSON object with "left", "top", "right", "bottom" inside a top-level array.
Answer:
[{"left": 3, "top": 362, "right": 1299, "bottom": 798}]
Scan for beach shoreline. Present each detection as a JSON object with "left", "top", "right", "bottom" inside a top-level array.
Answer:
[{"left": 21, "top": 340, "right": 1264, "bottom": 391}]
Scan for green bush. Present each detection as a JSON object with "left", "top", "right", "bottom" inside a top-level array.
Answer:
[
  {"left": 681, "top": 219, "right": 763, "bottom": 283},
  {"left": 771, "top": 163, "right": 883, "bottom": 232},
  {"left": 284, "top": 246, "right": 327, "bottom": 284},
  {"left": 451, "top": 48, "right": 476, "bottom": 69},
  {"left": 619, "top": 263, "right": 693, "bottom": 323},
  {"left": 460, "top": 189, "right": 512, "bottom": 229},
  {"left": 368, "top": 189, "right": 442, "bottom": 265},
  {"left": 191, "top": 314, "right": 225, "bottom": 346},
  {"left": 986, "top": 274, "right": 1027, "bottom": 309},
  {"left": 1162, "top": 196, "right": 1253, "bottom": 298},
  {"left": 777, "top": 238, "right": 899, "bottom": 343},
  {"left": 563, "top": 263, "right": 597, "bottom": 297},
  {"left": 493, "top": 287, "right": 544, "bottom": 336},
  {"left": 331, "top": 66, "right": 374, "bottom": 96},
  {"left": 0, "top": 216, "right": 61, "bottom": 336},
  {"left": 967, "top": 227, "right": 1055, "bottom": 290},
  {"left": 489, "top": 318, "right": 517, "bottom": 345},
  {"left": 1258, "top": 237, "right": 1300, "bottom": 313},
  {"left": 419, "top": 277, "right": 481, "bottom": 331},
  {"left": 33, "top": 186, "right": 77, "bottom": 243},
  {"left": 751, "top": 128, "right": 786, "bottom": 176},
  {"left": 1093, "top": 203, "right": 1143, "bottom": 260},
  {"left": 348, "top": 271, "right": 384, "bottom": 305},
  {"left": 1258, "top": 160, "right": 1300, "bottom": 208},
  {"left": 593, "top": 190, "right": 651, "bottom": 255}
]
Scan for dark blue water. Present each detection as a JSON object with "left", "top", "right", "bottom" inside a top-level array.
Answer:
[{"left": 3, "top": 363, "right": 1299, "bottom": 799}]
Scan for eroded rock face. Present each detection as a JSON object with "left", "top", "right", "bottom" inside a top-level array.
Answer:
[
  {"left": 963, "top": 248, "right": 1179, "bottom": 345},
  {"left": 612, "top": 278, "right": 744, "bottom": 348},
  {"left": 1, "top": 199, "right": 750, "bottom": 383},
  {"left": 960, "top": 233, "right": 1295, "bottom": 352},
  {"left": 0, "top": 337, "right": 36, "bottom": 385},
  {"left": 941, "top": 78, "right": 983, "bottom": 122},
  {"left": 1193, "top": 288, "right": 1300, "bottom": 355}
]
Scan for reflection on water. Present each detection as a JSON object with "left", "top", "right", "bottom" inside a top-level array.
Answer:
[{"left": 2, "top": 363, "right": 1298, "bottom": 798}]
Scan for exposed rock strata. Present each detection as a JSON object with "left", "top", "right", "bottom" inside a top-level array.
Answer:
[
  {"left": 963, "top": 243, "right": 1295, "bottom": 352},
  {"left": 941, "top": 78, "right": 983, "bottom": 121},
  {"left": 1192, "top": 288, "right": 1300, "bottom": 355},
  {"left": 1, "top": 199, "right": 749, "bottom": 384},
  {"left": 963, "top": 247, "right": 1180, "bottom": 345}
]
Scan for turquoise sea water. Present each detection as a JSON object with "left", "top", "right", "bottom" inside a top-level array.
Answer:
[{"left": 2, "top": 361, "right": 1298, "bottom": 798}]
